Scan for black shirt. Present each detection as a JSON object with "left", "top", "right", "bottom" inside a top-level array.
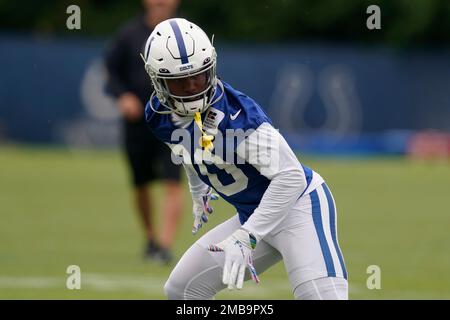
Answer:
[{"left": 104, "top": 15, "right": 154, "bottom": 138}]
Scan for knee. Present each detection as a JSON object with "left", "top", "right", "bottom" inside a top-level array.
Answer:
[
  {"left": 294, "top": 277, "right": 348, "bottom": 300},
  {"left": 164, "top": 268, "right": 219, "bottom": 300},
  {"left": 163, "top": 243, "right": 224, "bottom": 300},
  {"left": 164, "top": 277, "right": 184, "bottom": 300},
  {"left": 164, "top": 277, "right": 213, "bottom": 300}
]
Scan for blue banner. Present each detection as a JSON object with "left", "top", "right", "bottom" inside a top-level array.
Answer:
[{"left": 0, "top": 34, "right": 449, "bottom": 153}]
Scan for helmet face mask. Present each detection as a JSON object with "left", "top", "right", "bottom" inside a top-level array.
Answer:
[{"left": 142, "top": 18, "right": 223, "bottom": 116}]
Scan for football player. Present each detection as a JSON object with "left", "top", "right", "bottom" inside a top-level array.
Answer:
[{"left": 142, "top": 18, "right": 348, "bottom": 300}]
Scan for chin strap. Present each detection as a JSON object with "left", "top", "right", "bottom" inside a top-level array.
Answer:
[{"left": 194, "top": 112, "right": 214, "bottom": 151}]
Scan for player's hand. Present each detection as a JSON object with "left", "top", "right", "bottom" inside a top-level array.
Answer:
[
  {"left": 208, "top": 228, "right": 260, "bottom": 290},
  {"left": 118, "top": 93, "right": 143, "bottom": 122},
  {"left": 192, "top": 187, "right": 219, "bottom": 235}
]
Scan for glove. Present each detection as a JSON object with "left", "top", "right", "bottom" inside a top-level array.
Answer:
[
  {"left": 208, "top": 228, "right": 260, "bottom": 290},
  {"left": 192, "top": 187, "right": 219, "bottom": 235}
]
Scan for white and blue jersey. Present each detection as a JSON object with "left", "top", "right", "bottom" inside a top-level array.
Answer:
[
  {"left": 145, "top": 81, "right": 324, "bottom": 227},
  {"left": 143, "top": 18, "right": 348, "bottom": 297}
]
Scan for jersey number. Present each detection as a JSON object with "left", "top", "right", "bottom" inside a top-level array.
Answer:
[{"left": 196, "top": 150, "right": 249, "bottom": 197}]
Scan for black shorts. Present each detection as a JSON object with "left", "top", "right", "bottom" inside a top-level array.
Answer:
[{"left": 124, "top": 122, "right": 182, "bottom": 187}]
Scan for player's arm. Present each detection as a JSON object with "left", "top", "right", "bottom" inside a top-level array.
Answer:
[
  {"left": 208, "top": 122, "right": 306, "bottom": 289},
  {"left": 237, "top": 122, "right": 307, "bottom": 241},
  {"left": 182, "top": 162, "right": 218, "bottom": 235}
]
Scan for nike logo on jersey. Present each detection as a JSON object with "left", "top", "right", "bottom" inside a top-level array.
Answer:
[{"left": 230, "top": 109, "right": 242, "bottom": 120}]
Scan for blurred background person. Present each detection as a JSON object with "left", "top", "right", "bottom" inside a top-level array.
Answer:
[{"left": 104, "top": 0, "right": 183, "bottom": 264}]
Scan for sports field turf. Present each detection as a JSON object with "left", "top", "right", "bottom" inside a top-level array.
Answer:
[{"left": 0, "top": 144, "right": 449, "bottom": 299}]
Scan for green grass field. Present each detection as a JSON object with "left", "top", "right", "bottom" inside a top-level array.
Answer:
[{"left": 1, "top": 144, "right": 449, "bottom": 299}]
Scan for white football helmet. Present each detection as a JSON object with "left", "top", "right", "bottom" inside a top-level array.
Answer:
[{"left": 142, "top": 18, "right": 223, "bottom": 116}]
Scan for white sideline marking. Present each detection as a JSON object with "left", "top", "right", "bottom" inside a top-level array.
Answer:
[
  {"left": 1, "top": 275, "right": 443, "bottom": 299},
  {"left": 0, "top": 274, "right": 164, "bottom": 294},
  {"left": 0, "top": 274, "right": 291, "bottom": 297}
]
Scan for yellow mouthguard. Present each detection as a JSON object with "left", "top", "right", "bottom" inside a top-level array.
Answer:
[{"left": 194, "top": 112, "right": 214, "bottom": 151}]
